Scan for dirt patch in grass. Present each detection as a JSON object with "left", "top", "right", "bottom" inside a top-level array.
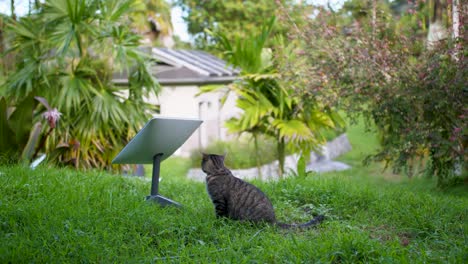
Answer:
[{"left": 365, "top": 225, "right": 413, "bottom": 247}]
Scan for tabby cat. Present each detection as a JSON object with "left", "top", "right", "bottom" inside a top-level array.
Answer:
[{"left": 201, "top": 153, "right": 325, "bottom": 228}]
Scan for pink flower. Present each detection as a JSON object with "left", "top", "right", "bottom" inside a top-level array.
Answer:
[{"left": 43, "top": 108, "right": 62, "bottom": 128}]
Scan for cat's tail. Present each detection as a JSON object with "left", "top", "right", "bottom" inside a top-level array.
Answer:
[{"left": 277, "top": 214, "right": 325, "bottom": 229}]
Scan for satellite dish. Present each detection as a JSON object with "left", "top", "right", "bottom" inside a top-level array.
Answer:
[{"left": 113, "top": 117, "right": 202, "bottom": 206}]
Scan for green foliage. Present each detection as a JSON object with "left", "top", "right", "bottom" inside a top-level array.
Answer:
[
  {"left": 190, "top": 136, "right": 278, "bottom": 169},
  {"left": 0, "top": 160, "right": 466, "bottom": 262},
  {"left": 0, "top": 98, "right": 17, "bottom": 160},
  {"left": 174, "top": 0, "right": 307, "bottom": 51},
  {"left": 7, "top": 95, "right": 35, "bottom": 145},
  {"left": 365, "top": 45, "right": 467, "bottom": 186},
  {"left": 2, "top": 0, "right": 160, "bottom": 169},
  {"left": 0, "top": 95, "right": 55, "bottom": 164},
  {"left": 277, "top": 2, "right": 466, "bottom": 186},
  {"left": 130, "top": 0, "right": 173, "bottom": 46},
  {"left": 208, "top": 17, "right": 344, "bottom": 176}
]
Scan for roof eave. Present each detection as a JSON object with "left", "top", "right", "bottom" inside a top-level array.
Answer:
[
  {"left": 113, "top": 76, "right": 239, "bottom": 86},
  {"left": 157, "top": 76, "right": 238, "bottom": 86}
]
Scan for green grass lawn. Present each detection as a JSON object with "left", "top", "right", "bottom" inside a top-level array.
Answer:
[{"left": 1, "top": 121, "right": 467, "bottom": 263}]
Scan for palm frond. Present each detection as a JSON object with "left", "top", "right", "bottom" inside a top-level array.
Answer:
[
  {"left": 213, "top": 16, "right": 275, "bottom": 73},
  {"left": 100, "top": 0, "right": 137, "bottom": 22},
  {"left": 272, "top": 119, "right": 314, "bottom": 142}
]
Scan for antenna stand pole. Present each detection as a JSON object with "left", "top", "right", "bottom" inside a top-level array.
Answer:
[
  {"left": 146, "top": 153, "right": 182, "bottom": 207},
  {"left": 150, "top": 153, "right": 163, "bottom": 195}
]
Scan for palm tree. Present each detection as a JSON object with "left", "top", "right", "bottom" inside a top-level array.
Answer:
[
  {"left": 209, "top": 17, "right": 343, "bottom": 177},
  {"left": 3, "top": 0, "right": 160, "bottom": 169}
]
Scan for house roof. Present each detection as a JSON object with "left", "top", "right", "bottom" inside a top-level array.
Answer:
[{"left": 113, "top": 47, "right": 239, "bottom": 86}]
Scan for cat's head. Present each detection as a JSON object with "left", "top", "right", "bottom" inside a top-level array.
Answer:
[{"left": 201, "top": 153, "right": 225, "bottom": 174}]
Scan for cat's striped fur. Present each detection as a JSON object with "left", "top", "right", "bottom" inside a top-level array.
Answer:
[{"left": 201, "top": 153, "right": 324, "bottom": 228}]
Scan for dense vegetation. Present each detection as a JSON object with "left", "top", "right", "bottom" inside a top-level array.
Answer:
[
  {"left": 273, "top": 0, "right": 467, "bottom": 186},
  {"left": 201, "top": 18, "right": 344, "bottom": 175},
  {"left": 0, "top": 0, "right": 160, "bottom": 169},
  {"left": 185, "top": 0, "right": 466, "bottom": 185},
  {"left": 174, "top": 0, "right": 304, "bottom": 51},
  {"left": 1, "top": 121, "right": 466, "bottom": 262},
  {"left": 1, "top": 1, "right": 465, "bottom": 186}
]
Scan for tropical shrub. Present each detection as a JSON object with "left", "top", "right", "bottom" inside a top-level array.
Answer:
[{"left": 2, "top": 0, "right": 159, "bottom": 169}]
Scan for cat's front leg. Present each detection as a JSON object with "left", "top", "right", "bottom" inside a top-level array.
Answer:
[{"left": 213, "top": 198, "right": 228, "bottom": 218}]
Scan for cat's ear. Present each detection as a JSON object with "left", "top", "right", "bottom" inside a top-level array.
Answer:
[{"left": 222, "top": 151, "right": 227, "bottom": 160}]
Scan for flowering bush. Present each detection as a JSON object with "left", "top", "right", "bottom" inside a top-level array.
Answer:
[
  {"left": 42, "top": 108, "right": 61, "bottom": 129},
  {"left": 276, "top": 2, "right": 466, "bottom": 186}
]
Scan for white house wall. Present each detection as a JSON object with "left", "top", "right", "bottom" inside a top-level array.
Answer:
[
  {"left": 218, "top": 89, "right": 240, "bottom": 141},
  {"left": 144, "top": 85, "right": 241, "bottom": 157}
]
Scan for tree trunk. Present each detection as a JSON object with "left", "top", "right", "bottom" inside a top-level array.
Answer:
[
  {"left": 451, "top": 0, "right": 465, "bottom": 61},
  {"left": 427, "top": 0, "right": 448, "bottom": 49},
  {"left": 452, "top": 0, "right": 461, "bottom": 39},
  {"left": 10, "top": 0, "right": 16, "bottom": 20},
  {"left": 253, "top": 134, "right": 262, "bottom": 180},
  {"left": 277, "top": 137, "right": 286, "bottom": 177},
  {"left": 0, "top": 18, "right": 4, "bottom": 72},
  {"left": 371, "top": 0, "right": 377, "bottom": 41}
]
